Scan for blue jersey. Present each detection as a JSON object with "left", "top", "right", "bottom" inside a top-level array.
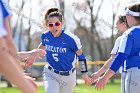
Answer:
[
  {"left": 41, "top": 30, "right": 82, "bottom": 71},
  {"left": 118, "top": 25, "right": 140, "bottom": 70},
  {"left": 0, "top": 0, "right": 10, "bottom": 37},
  {"left": 110, "top": 25, "right": 140, "bottom": 72}
]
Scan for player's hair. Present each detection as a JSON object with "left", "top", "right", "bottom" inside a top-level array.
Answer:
[
  {"left": 128, "top": 3, "right": 140, "bottom": 21},
  {"left": 118, "top": 15, "right": 129, "bottom": 27},
  {"left": 43, "top": 8, "right": 63, "bottom": 27}
]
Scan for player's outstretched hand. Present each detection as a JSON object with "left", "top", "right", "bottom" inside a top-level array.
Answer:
[
  {"left": 24, "top": 49, "right": 46, "bottom": 68},
  {"left": 90, "top": 72, "right": 100, "bottom": 84},
  {"left": 82, "top": 73, "right": 93, "bottom": 85},
  {"left": 28, "top": 49, "right": 46, "bottom": 59},
  {"left": 95, "top": 76, "right": 108, "bottom": 91},
  {"left": 24, "top": 58, "right": 36, "bottom": 68},
  {"left": 24, "top": 74, "right": 38, "bottom": 92}
]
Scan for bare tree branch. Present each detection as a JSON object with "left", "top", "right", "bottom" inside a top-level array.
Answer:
[
  {"left": 26, "top": 0, "right": 32, "bottom": 51},
  {"left": 12, "top": 0, "right": 25, "bottom": 37},
  {"left": 110, "top": 1, "right": 120, "bottom": 49},
  {"left": 94, "top": 0, "right": 103, "bottom": 23},
  {"left": 18, "top": 0, "right": 25, "bottom": 51}
]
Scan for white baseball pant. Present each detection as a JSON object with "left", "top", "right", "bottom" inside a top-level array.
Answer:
[
  {"left": 125, "top": 67, "right": 140, "bottom": 93},
  {"left": 43, "top": 65, "right": 76, "bottom": 93}
]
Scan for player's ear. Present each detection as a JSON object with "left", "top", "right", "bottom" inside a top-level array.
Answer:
[
  {"left": 61, "top": 20, "right": 64, "bottom": 27},
  {"left": 61, "top": 20, "right": 64, "bottom": 26}
]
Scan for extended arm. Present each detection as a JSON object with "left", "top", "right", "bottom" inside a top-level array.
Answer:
[
  {"left": 18, "top": 49, "right": 46, "bottom": 61},
  {"left": 5, "top": 17, "right": 20, "bottom": 65},
  {"left": 95, "top": 53, "right": 128, "bottom": 90},
  {"left": 76, "top": 48, "right": 92, "bottom": 85},
  {"left": 91, "top": 54, "right": 116, "bottom": 82},
  {"left": 0, "top": 42, "right": 36, "bottom": 93}
]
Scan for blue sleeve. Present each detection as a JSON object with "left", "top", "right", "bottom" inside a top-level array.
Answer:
[
  {"left": 78, "top": 53, "right": 86, "bottom": 61},
  {"left": 110, "top": 53, "right": 128, "bottom": 72},
  {"left": 0, "top": 1, "right": 9, "bottom": 18},
  {"left": 41, "top": 33, "right": 45, "bottom": 46}
]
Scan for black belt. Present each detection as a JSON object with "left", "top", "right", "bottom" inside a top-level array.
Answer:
[{"left": 48, "top": 66, "right": 75, "bottom": 76}]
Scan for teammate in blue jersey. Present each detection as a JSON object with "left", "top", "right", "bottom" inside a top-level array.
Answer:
[
  {"left": 34, "top": 8, "right": 90, "bottom": 93},
  {"left": 95, "top": 3, "right": 140, "bottom": 93},
  {"left": 86, "top": 15, "right": 129, "bottom": 93}
]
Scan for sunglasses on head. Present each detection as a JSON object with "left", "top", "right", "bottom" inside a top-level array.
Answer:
[{"left": 48, "top": 22, "right": 61, "bottom": 27}]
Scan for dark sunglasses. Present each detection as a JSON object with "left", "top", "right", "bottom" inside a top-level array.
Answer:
[{"left": 48, "top": 22, "right": 61, "bottom": 27}]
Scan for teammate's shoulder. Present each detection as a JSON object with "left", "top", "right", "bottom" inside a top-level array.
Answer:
[
  {"left": 114, "top": 36, "right": 122, "bottom": 45},
  {"left": 124, "top": 25, "right": 140, "bottom": 35},
  {"left": 116, "top": 36, "right": 122, "bottom": 41},
  {"left": 122, "top": 26, "right": 140, "bottom": 38},
  {"left": 131, "top": 25, "right": 140, "bottom": 33}
]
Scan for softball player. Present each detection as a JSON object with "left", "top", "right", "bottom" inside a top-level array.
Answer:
[
  {"left": 88, "top": 15, "right": 129, "bottom": 93},
  {"left": 36, "top": 8, "right": 90, "bottom": 93},
  {"left": 0, "top": 1, "right": 37, "bottom": 93},
  {"left": 95, "top": 3, "right": 140, "bottom": 93}
]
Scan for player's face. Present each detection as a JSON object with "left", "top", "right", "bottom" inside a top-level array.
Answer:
[
  {"left": 126, "top": 14, "right": 136, "bottom": 27},
  {"left": 47, "top": 17, "right": 64, "bottom": 37},
  {"left": 116, "top": 20, "right": 127, "bottom": 34}
]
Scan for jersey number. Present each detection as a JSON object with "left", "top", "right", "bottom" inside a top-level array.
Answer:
[{"left": 52, "top": 54, "right": 58, "bottom": 62}]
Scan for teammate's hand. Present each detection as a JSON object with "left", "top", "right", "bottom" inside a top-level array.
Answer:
[
  {"left": 24, "top": 58, "right": 35, "bottom": 68},
  {"left": 90, "top": 72, "right": 100, "bottom": 83},
  {"left": 28, "top": 49, "right": 46, "bottom": 59},
  {"left": 95, "top": 76, "right": 108, "bottom": 91},
  {"left": 24, "top": 74, "right": 38, "bottom": 92},
  {"left": 82, "top": 73, "right": 93, "bottom": 85},
  {"left": 24, "top": 49, "right": 46, "bottom": 68}
]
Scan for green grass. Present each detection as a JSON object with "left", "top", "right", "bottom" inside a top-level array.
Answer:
[
  {"left": 74, "top": 83, "right": 120, "bottom": 93},
  {"left": 0, "top": 80, "right": 121, "bottom": 93}
]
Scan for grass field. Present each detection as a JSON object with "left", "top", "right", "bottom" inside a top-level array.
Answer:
[{"left": 0, "top": 79, "right": 121, "bottom": 93}]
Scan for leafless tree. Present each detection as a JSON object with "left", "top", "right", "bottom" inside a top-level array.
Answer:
[
  {"left": 73, "top": 0, "right": 104, "bottom": 61},
  {"left": 18, "top": 0, "right": 25, "bottom": 51},
  {"left": 12, "top": 1, "right": 25, "bottom": 38},
  {"left": 110, "top": 1, "right": 120, "bottom": 50},
  {"left": 59, "top": 0, "right": 64, "bottom": 15},
  {"left": 25, "top": 0, "right": 32, "bottom": 51}
]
